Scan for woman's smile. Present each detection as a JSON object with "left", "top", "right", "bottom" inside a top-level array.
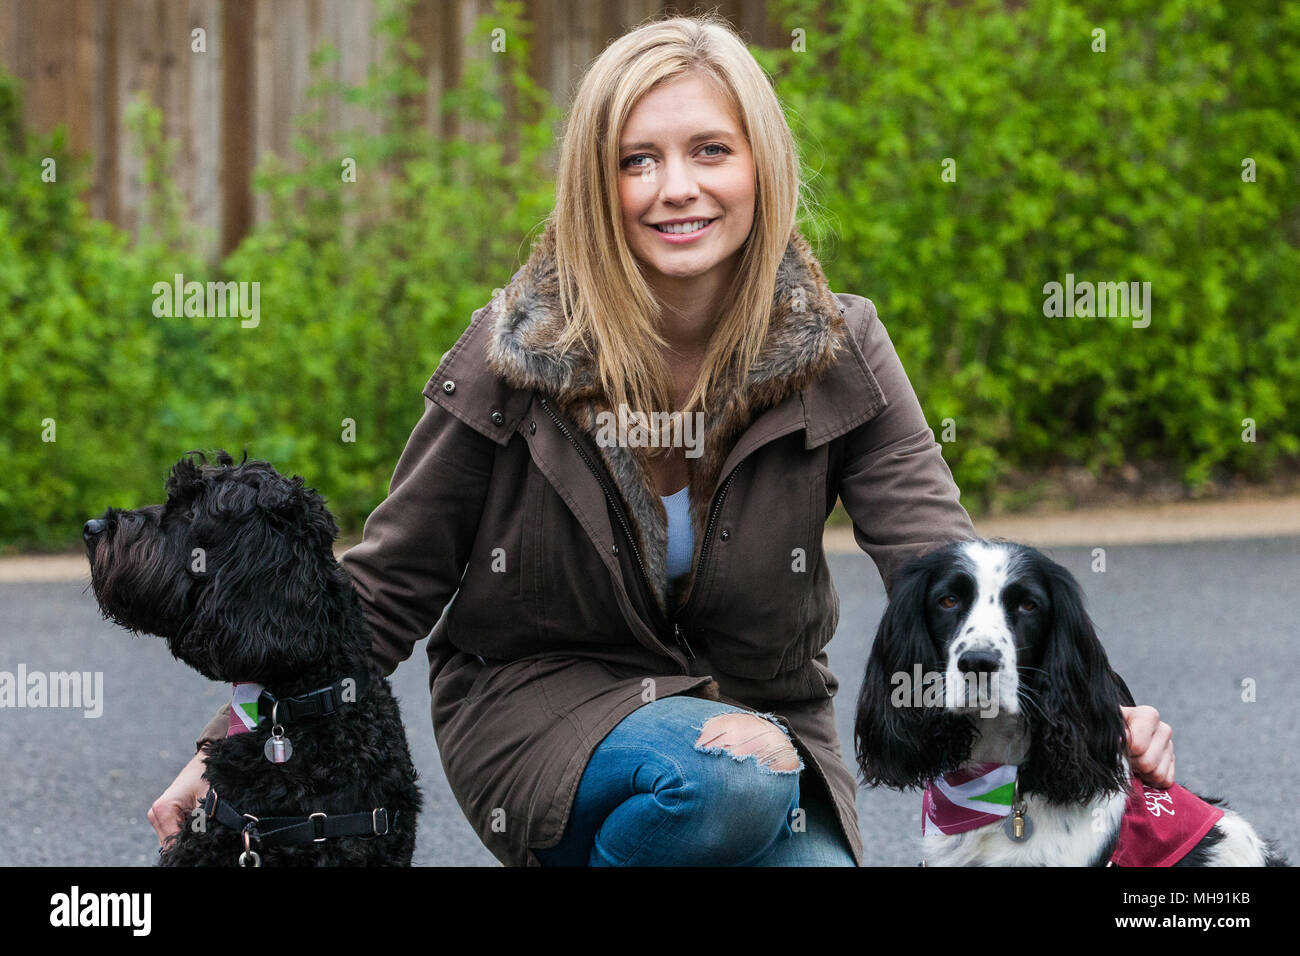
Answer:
[{"left": 650, "top": 217, "right": 719, "bottom": 243}]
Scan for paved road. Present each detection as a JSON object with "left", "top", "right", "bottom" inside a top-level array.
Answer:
[{"left": 2, "top": 536, "right": 1296, "bottom": 866}]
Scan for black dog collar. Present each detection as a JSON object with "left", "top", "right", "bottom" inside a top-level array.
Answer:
[
  {"left": 200, "top": 788, "right": 398, "bottom": 867},
  {"left": 256, "top": 668, "right": 371, "bottom": 725}
]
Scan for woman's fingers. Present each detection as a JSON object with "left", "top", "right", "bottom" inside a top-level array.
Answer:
[
  {"left": 1123, "top": 705, "right": 1175, "bottom": 787},
  {"left": 149, "top": 750, "right": 211, "bottom": 846}
]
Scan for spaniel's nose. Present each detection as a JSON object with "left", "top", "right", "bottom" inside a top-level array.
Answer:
[
  {"left": 957, "top": 649, "right": 1001, "bottom": 674},
  {"left": 83, "top": 518, "right": 107, "bottom": 541}
]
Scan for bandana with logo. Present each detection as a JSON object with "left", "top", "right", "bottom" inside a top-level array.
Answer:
[{"left": 1110, "top": 777, "right": 1225, "bottom": 867}]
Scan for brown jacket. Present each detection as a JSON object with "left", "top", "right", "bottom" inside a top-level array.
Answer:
[{"left": 198, "top": 221, "right": 978, "bottom": 866}]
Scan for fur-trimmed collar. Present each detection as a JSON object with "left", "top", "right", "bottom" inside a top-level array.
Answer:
[{"left": 485, "top": 219, "right": 849, "bottom": 618}]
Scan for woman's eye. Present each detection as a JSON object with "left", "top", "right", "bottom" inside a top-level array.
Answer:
[
  {"left": 621, "top": 144, "right": 729, "bottom": 169},
  {"left": 938, "top": 594, "right": 958, "bottom": 609}
]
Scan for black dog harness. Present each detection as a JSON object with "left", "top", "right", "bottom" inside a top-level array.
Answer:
[
  {"left": 200, "top": 789, "right": 399, "bottom": 867},
  {"left": 209, "top": 668, "right": 397, "bottom": 866}
]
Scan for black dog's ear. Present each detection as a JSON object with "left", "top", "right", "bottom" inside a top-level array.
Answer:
[
  {"left": 254, "top": 474, "right": 339, "bottom": 551},
  {"left": 855, "top": 553, "right": 974, "bottom": 789},
  {"left": 1019, "top": 557, "right": 1129, "bottom": 802},
  {"left": 166, "top": 453, "right": 208, "bottom": 499},
  {"left": 180, "top": 475, "right": 348, "bottom": 683},
  {"left": 184, "top": 520, "right": 343, "bottom": 682}
]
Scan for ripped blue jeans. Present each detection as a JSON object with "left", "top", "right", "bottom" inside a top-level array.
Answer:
[{"left": 532, "top": 694, "right": 856, "bottom": 866}]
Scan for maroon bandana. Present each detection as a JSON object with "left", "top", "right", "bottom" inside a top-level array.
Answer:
[{"left": 1110, "top": 776, "right": 1224, "bottom": 867}]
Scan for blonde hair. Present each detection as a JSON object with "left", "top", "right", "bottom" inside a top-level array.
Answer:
[{"left": 549, "top": 12, "right": 803, "bottom": 447}]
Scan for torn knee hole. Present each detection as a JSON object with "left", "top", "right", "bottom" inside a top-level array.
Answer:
[{"left": 695, "top": 713, "right": 802, "bottom": 773}]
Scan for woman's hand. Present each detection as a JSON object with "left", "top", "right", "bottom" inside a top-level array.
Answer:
[
  {"left": 148, "top": 749, "right": 211, "bottom": 845},
  {"left": 1122, "top": 705, "right": 1174, "bottom": 788}
]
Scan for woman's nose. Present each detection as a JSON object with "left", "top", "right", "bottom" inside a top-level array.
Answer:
[{"left": 659, "top": 156, "right": 699, "bottom": 200}]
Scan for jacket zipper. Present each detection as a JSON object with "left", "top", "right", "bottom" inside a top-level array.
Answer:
[
  {"left": 538, "top": 396, "right": 679, "bottom": 654},
  {"left": 670, "top": 458, "right": 744, "bottom": 658},
  {"left": 539, "top": 395, "right": 745, "bottom": 666}
]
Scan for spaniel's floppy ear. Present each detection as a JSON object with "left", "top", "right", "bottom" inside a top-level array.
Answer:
[
  {"left": 1019, "top": 556, "right": 1130, "bottom": 802},
  {"left": 855, "top": 552, "right": 974, "bottom": 789}
]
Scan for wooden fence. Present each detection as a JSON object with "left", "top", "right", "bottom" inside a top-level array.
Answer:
[{"left": 0, "top": 0, "right": 783, "bottom": 260}]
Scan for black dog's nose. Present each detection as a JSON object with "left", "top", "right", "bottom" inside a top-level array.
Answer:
[
  {"left": 83, "top": 518, "right": 107, "bottom": 541},
  {"left": 957, "top": 649, "right": 1001, "bottom": 674}
]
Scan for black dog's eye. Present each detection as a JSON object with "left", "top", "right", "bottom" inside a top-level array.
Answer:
[
  {"left": 1018, "top": 599, "right": 1038, "bottom": 612},
  {"left": 938, "top": 594, "right": 959, "bottom": 609}
]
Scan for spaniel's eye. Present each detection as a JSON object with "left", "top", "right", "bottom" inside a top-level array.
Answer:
[
  {"left": 938, "top": 594, "right": 958, "bottom": 609},
  {"left": 1019, "top": 599, "right": 1038, "bottom": 612}
]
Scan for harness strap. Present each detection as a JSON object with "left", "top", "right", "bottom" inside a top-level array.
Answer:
[{"left": 201, "top": 788, "right": 397, "bottom": 850}]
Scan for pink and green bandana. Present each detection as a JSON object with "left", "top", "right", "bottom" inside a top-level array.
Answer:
[
  {"left": 226, "top": 682, "right": 264, "bottom": 736},
  {"left": 922, "top": 762, "right": 1018, "bottom": 835}
]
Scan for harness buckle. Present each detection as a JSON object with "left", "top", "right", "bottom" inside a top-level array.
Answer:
[
  {"left": 309, "top": 811, "right": 328, "bottom": 842},
  {"left": 317, "top": 687, "right": 337, "bottom": 716},
  {"left": 372, "top": 808, "right": 390, "bottom": 836},
  {"left": 239, "top": 817, "right": 261, "bottom": 867}
]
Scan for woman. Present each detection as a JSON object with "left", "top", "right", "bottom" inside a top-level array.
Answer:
[{"left": 153, "top": 14, "right": 1174, "bottom": 866}]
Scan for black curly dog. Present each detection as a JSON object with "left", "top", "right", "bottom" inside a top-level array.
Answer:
[{"left": 85, "top": 450, "right": 420, "bottom": 866}]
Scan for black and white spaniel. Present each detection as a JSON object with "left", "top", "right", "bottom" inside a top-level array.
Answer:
[{"left": 854, "top": 538, "right": 1285, "bottom": 867}]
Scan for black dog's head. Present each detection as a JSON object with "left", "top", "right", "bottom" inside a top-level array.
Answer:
[
  {"left": 85, "top": 450, "right": 362, "bottom": 685},
  {"left": 854, "top": 538, "right": 1129, "bottom": 804}
]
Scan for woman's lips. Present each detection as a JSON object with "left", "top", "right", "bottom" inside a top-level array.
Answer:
[{"left": 650, "top": 218, "right": 718, "bottom": 244}]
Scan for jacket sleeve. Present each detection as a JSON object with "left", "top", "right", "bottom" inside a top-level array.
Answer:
[
  {"left": 337, "top": 389, "right": 496, "bottom": 677},
  {"left": 195, "top": 388, "right": 496, "bottom": 752},
  {"left": 836, "top": 298, "right": 978, "bottom": 598}
]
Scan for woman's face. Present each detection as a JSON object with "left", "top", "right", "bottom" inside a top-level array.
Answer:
[{"left": 617, "top": 72, "right": 756, "bottom": 294}]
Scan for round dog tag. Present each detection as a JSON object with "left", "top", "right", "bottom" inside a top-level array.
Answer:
[
  {"left": 1004, "top": 810, "right": 1033, "bottom": 843},
  {"left": 265, "top": 726, "right": 292, "bottom": 764}
]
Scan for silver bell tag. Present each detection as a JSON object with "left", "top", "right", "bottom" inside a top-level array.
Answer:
[
  {"left": 264, "top": 702, "right": 292, "bottom": 764},
  {"left": 265, "top": 725, "right": 292, "bottom": 763}
]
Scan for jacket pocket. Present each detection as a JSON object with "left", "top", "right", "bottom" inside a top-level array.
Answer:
[
  {"left": 463, "top": 655, "right": 494, "bottom": 703},
  {"left": 809, "top": 652, "right": 839, "bottom": 699}
]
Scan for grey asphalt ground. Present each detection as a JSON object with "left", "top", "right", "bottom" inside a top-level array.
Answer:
[{"left": 1, "top": 535, "right": 1296, "bottom": 866}]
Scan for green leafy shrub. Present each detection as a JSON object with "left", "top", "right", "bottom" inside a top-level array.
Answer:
[
  {"left": 0, "top": 76, "right": 204, "bottom": 548},
  {"left": 0, "top": 0, "right": 558, "bottom": 548},
  {"left": 762, "top": 0, "right": 1300, "bottom": 508}
]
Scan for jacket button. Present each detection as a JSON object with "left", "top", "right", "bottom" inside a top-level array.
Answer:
[
  {"left": 720, "top": 529, "right": 730, "bottom": 541},
  {"left": 442, "top": 381, "right": 455, "bottom": 393},
  {"left": 528, "top": 421, "right": 536, "bottom": 434},
  {"left": 491, "top": 410, "right": 504, "bottom": 426},
  {"left": 611, "top": 544, "right": 619, "bottom": 556}
]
